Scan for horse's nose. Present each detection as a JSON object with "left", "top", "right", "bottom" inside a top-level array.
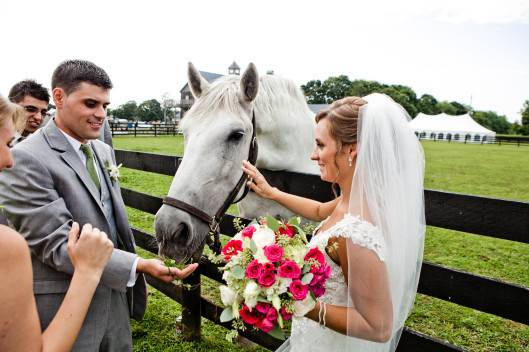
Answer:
[{"left": 172, "top": 222, "right": 190, "bottom": 247}]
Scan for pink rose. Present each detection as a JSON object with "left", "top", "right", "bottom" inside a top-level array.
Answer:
[
  {"left": 266, "top": 307, "right": 278, "bottom": 323},
  {"left": 289, "top": 280, "right": 309, "bottom": 300},
  {"left": 256, "top": 302, "right": 271, "bottom": 314},
  {"left": 260, "top": 262, "right": 275, "bottom": 273},
  {"left": 305, "top": 247, "right": 325, "bottom": 266},
  {"left": 280, "top": 307, "right": 293, "bottom": 321},
  {"left": 258, "top": 270, "right": 276, "bottom": 287},
  {"left": 246, "top": 259, "right": 261, "bottom": 279},
  {"left": 311, "top": 284, "right": 326, "bottom": 298},
  {"left": 277, "top": 260, "right": 301, "bottom": 279},
  {"left": 222, "top": 239, "right": 243, "bottom": 261},
  {"left": 278, "top": 224, "right": 295, "bottom": 237},
  {"left": 239, "top": 304, "right": 261, "bottom": 325},
  {"left": 264, "top": 244, "right": 284, "bottom": 262},
  {"left": 310, "top": 273, "right": 325, "bottom": 286},
  {"left": 241, "top": 225, "right": 256, "bottom": 239},
  {"left": 259, "top": 318, "right": 275, "bottom": 333}
]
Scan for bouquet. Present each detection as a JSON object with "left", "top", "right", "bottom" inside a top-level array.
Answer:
[{"left": 218, "top": 216, "right": 331, "bottom": 340}]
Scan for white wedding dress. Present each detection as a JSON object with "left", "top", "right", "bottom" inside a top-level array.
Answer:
[{"left": 279, "top": 213, "right": 387, "bottom": 352}]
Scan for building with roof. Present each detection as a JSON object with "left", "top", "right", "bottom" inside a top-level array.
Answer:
[{"left": 409, "top": 112, "right": 496, "bottom": 143}]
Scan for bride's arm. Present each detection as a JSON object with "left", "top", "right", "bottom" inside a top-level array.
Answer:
[
  {"left": 242, "top": 160, "right": 339, "bottom": 221},
  {"left": 305, "top": 237, "right": 393, "bottom": 342}
]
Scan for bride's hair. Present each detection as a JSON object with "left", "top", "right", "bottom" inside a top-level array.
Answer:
[
  {"left": 0, "top": 95, "right": 26, "bottom": 132},
  {"left": 315, "top": 96, "right": 367, "bottom": 150},
  {"left": 315, "top": 96, "right": 367, "bottom": 196}
]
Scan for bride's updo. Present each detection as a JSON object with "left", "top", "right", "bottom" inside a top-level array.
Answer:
[
  {"left": 315, "top": 96, "right": 367, "bottom": 149},
  {"left": 0, "top": 95, "right": 25, "bottom": 132}
]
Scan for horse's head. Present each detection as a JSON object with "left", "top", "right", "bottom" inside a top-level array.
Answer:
[{"left": 155, "top": 62, "right": 259, "bottom": 262}]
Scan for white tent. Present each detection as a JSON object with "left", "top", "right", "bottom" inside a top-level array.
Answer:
[{"left": 409, "top": 113, "right": 496, "bottom": 143}]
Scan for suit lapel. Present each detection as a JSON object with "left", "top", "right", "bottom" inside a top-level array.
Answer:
[{"left": 43, "top": 122, "right": 104, "bottom": 213}]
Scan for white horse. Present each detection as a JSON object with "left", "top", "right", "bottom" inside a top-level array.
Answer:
[{"left": 155, "top": 63, "right": 318, "bottom": 262}]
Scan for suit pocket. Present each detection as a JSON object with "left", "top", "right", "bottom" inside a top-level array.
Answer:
[{"left": 34, "top": 280, "right": 70, "bottom": 294}]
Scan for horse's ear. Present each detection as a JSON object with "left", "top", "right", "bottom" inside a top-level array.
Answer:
[
  {"left": 188, "top": 62, "right": 209, "bottom": 98},
  {"left": 240, "top": 63, "right": 259, "bottom": 102}
]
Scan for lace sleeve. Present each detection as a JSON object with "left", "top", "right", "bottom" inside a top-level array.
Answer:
[{"left": 312, "top": 213, "right": 386, "bottom": 261}]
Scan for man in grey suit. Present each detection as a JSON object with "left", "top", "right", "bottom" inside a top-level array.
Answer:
[{"left": 0, "top": 60, "right": 197, "bottom": 351}]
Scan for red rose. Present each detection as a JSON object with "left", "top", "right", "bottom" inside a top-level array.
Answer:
[
  {"left": 289, "top": 279, "right": 309, "bottom": 300},
  {"left": 304, "top": 247, "right": 325, "bottom": 267},
  {"left": 239, "top": 304, "right": 261, "bottom": 325},
  {"left": 241, "top": 225, "right": 256, "bottom": 239},
  {"left": 258, "top": 270, "right": 276, "bottom": 287},
  {"left": 277, "top": 260, "right": 301, "bottom": 279},
  {"left": 278, "top": 224, "right": 295, "bottom": 237},
  {"left": 245, "top": 259, "right": 261, "bottom": 279},
  {"left": 260, "top": 262, "right": 275, "bottom": 273},
  {"left": 222, "top": 239, "right": 243, "bottom": 261},
  {"left": 264, "top": 244, "right": 284, "bottom": 262},
  {"left": 266, "top": 307, "right": 278, "bottom": 323},
  {"left": 280, "top": 307, "right": 293, "bottom": 321}
]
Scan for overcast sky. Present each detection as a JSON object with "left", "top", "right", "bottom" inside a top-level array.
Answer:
[{"left": 2, "top": 0, "right": 528, "bottom": 122}]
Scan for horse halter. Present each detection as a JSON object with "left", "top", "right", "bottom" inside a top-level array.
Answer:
[{"left": 162, "top": 112, "right": 258, "bottom": 254}]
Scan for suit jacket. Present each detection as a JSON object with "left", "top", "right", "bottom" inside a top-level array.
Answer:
[{"left": 0, "top": 121, "right": 146, "bottom": 327}]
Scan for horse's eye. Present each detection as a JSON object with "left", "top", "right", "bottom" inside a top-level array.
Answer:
[{"left": 228, "top": 130, "right": 245, "bottom": 142}]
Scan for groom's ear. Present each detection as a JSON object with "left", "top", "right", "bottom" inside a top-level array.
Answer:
[{"left": 52, "top": 88, "right": 65, "bottom": 108}]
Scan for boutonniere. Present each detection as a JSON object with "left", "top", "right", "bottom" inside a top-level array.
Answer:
[{"left": 104, "top": 161, "right": 122, "bottom": 183}]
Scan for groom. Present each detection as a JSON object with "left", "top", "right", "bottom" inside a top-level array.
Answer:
[{"left": 0, "top": 59, "right": 197, "bottom": 351}]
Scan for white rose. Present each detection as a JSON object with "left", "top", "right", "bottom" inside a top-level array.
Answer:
[
  {"left": 252, "top": 227, "right": 275, "bottom": 249},
  {"left": 243, "top": 281, "right": 260, "bottom": 309},
  {"left": 253, "top": 248, "right": 270, "bottom": 264},
  {"left": 293, "top": 295, "right": 316, "bottom": 317},
  {"left": 219, "top": 285, "right": 237, "bottom": 306},
  {"left": 277, "top": 277, "right": 292, "bottom": 295}
]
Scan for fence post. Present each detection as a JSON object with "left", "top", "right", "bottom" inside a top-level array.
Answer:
[
  {"left": 181, "top": 271, "right": 201, "bottom": 341},
  {"left": 154, "top": 124, "right": 157, "bottom": 137},
  {"left": 134, "top": 125, "right": 137, "bottom": 137}
]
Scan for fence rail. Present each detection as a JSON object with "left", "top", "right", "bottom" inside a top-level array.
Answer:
[
  {"left": 110, "top": 123, "right": 180, "bottom": 137},
  {"left": 116, "top": 149, "right": 529, "bottom": 351}
]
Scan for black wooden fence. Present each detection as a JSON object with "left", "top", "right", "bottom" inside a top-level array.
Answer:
[
  {"left": 110, "top": 123, "right": 180, "bottom": 137},
  {"left": 116, "top": 149, "right": 529, "bottom": 351}
]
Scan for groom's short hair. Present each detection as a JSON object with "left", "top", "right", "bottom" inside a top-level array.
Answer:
[{"left": 52, "top": 59, "right": 113, "bottom": 94}]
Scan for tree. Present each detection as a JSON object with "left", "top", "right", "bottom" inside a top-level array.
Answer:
[
  {"left": 137, "top": 99, "right": 162, "bottom": 122},
  {"left": 321, "top": 75, "right": 353, "bottom": 103},
  {"left": 521, "top": 100, "right": 529, "bottom": 135},
  {"left": 348, "top": 80, "right": 385, "bottom": 97},
  {"left": 472, "top": 111, "right": 511, "bottom": 134},
  {"left": 110, "top": 100, "right": 138, "bottom": 120},
  {"left": 436, "top": 101, "right": 458, "bottom": 115},
  {"left": 301, "top": 80, "right": 325, "bottom": 104},
  {"left": 449, "top": 101, "right": 470, "bottom": 115},
  {"left": 417, "top": 94, "right": 440, "bottom": 115},
  {"left": 161, "top": 93, "right": 178, "bottom": 121}
]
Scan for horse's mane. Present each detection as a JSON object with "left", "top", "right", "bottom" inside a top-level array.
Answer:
[{"left": 182, "top": 74, "right": 313, "bottom": 129}]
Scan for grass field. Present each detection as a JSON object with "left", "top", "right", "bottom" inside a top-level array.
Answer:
[{"left": 113, "top": 136, "right": 529, "bottom": 352}]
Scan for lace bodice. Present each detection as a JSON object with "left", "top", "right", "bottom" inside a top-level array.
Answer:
[{"left": 286, "top": 213, "right": 386, "bottom": 351}]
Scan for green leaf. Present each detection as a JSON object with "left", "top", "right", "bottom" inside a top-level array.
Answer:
[
  {"left": 287, "top": 216, "right": 301, "bottom": 227},
  {"left": 265, "top": 216, "right": 280, "bottom": 232},
  {"left": 291, "top": 224, "right": 308, "bottom": 243},
  {"left": 302, "top": 264, "right": 311, "bottom": 274},
  {"left": 220, "top": 307, "right": 234, "bottom": 322},
  {"left": 267, "top": 324, "right": 286, "bottom": 340},
  {"left": 302, "top": 273, "right": 314, "bottom": 285},
  {"left": 232, "top": 265, "right": 245, "bottom": 279},
  {"left": 250, "top": 239, "right": 258, "bottom": 253}
]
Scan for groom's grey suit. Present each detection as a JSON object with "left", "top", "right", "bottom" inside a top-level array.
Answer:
[{"left": 0, "top": 121, "right": 147, "bottom": 351}]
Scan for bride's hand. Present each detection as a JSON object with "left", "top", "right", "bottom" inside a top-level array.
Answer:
[{"left": 242, "top": 160, "right": 277, "bottom": 199}]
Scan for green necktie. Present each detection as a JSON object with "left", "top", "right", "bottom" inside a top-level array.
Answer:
[{"left": 80, "top": 144, "right": 101, "bottom": 192}]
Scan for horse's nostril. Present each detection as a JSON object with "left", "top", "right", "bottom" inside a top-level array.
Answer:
[{"left": 174, "top": 223, "right": 190, "bottom": 246}]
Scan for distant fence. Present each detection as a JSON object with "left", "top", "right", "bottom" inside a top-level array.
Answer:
[
  {"left": 416, "top": 133, "right": 529, "bottom": 146},
  {"left": 116, "top": 149, "right": 529, "bottom": 351},
  {"left": 110, "top": 123, "right": 180, "bottom": 137}
]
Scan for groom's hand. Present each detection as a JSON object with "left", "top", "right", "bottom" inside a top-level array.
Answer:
[{"left": 137, "top": 258, "right": 198, "bottom": 283}]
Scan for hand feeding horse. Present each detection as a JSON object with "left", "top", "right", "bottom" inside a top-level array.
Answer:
[{"left": 155, "top": 63, "right": 318, "bottom": 262}]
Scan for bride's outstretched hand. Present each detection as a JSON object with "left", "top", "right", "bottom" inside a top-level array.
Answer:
[{"left": 242, "top": 160, "right": 277, "bottom": 199}]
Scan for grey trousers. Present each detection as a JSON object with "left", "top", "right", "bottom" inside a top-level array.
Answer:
[{"left": 36, "top": 289, "right": 132, "bottom": 351}]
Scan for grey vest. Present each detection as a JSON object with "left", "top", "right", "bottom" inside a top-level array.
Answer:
[{"left": 94, "top": 156, "right": 121, "bottom": 248}]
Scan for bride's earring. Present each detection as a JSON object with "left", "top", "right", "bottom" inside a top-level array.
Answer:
[{"left": 348, "top": 156, "right": 353, "bottom": 167}]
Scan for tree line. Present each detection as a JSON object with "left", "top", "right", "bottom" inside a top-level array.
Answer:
[
  {"left": 108, "top": 94, "right": 178, "bottom": 122},
  {"left": 301, "top": 75, "right": 529, "bottom": 135}
]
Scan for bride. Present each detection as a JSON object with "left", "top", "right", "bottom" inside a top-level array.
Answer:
[{"left": 242, "top": 93, "right": 425, "bottom": 351}]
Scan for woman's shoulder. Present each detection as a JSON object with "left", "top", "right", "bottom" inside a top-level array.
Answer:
[
  {"left": 0, "top": 225, "right": 30, "bottom": 262},
  {"left": 314, "top": 214, "right": 386, "bottom": 261}
]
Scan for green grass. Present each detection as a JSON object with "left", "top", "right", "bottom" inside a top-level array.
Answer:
[{"left": 113, "top": 136, "right": 529, "bottom": 352}]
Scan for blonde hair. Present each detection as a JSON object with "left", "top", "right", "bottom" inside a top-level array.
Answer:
[{"left": 0, "top": 95, "right": 26, "bottom": 132}]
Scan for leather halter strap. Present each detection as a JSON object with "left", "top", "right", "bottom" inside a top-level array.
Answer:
[{"left": 162, "top": 112, "right": 258, "bottom": 254}]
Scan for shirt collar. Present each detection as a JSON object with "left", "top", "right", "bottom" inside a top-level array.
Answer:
[{"left": 57, "top": 124, "right": 89, "bottom": 151}]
